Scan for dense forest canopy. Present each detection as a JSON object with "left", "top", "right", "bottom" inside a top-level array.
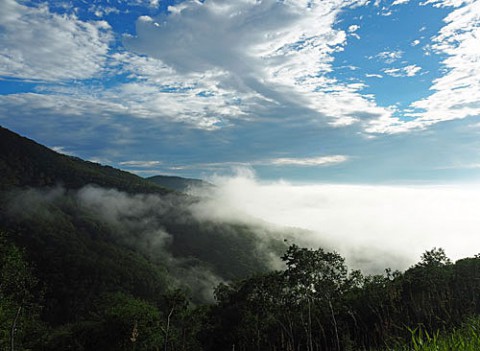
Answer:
[{"left": 2, "top": 126, "right": 480, "bottom": 350}]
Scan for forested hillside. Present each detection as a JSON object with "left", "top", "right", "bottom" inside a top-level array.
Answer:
[
  {"left": 0, "top": 126, "right": 285, "bottom": 349},
  {"left": 2, "top": 126, "right": 480, "bottom": 350},
  {"left": 147, "top": 175, "right": 213, "bottom": 193},
  {"left": 0, "top": 127, "right": 169, "bottom": 194}
]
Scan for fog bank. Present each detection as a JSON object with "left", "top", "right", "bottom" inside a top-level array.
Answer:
[{"left": 196, "top": 169, "right": 480, "bottom": 273}]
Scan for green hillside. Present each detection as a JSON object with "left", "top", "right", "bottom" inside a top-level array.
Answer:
[
  {"left": 0, "top": 126, "right": 285, "bottom": 349},
  {"left": 147, "top": 175, "right": 213, "bottom": 193},
  {"left": 0, "top": 126, "right": 169, "bottom": 194},
  {"left": 2, "top": 126, "right": 480, "bottom": 351}
]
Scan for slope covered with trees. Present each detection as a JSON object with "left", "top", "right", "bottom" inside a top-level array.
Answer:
[
  {"left": 147, "top": 175, "right": 213, "bottom": 193},
  {"left": 0, "top": 126, "right": 285, "bottom": 349},
  {"left": 1, "top": 126, "right": 480, "bottom": 350},
  {"left": 0, "top": 126, "right": 169, "bottom": 194},
  {"left": 204, "top": 246, "right": 480, "bottom": 351}
]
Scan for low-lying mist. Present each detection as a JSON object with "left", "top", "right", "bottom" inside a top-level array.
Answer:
[
  {"left": 3, "top": 184, "right": 284, "bottom": 302},
  {"left": 6, "top": 169, "right": 480, "bottom": 300},
  {"left": 191, "top": 168, "right": 480, "bottom": 273}
]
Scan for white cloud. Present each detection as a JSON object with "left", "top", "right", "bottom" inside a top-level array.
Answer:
[
  {"left": 348, "top": 24, "right": 360, "bottom": 32},
  {"left": 200, "top": 171, "right": 480, "bottom": 272},
  {"left": 374, "top": 50, "right": 404, "bottom": 63},
  {"left": 392, "top": 0, "right": 410, "bottom": 5},
  {"left": 267, "top": 155, "right": 348, "bottom": 166},
  {"left": 149, "top": 0, "right": 160, "bottom": 8},
  {"left": 88, "top": 5, "right": 120, "bottom": 18},
  {"left": 0, "top": 0, "right": 112, "bottom": 81},
  {"left": 372, "top": 0, "right": 480, "bottom": 133},
  {"left": 365, "top": 73, "right": 383, "bottom": 78},
  {"left": 348, "top": 25, "right": 361, "bottom": 39},
  {"left": 51, "top": 146, "right": 68, "bottom": 154},
  {"left": 119, "top": 160, "right": 162, "bottom": 167},
  {"left": 0, "top": 92, "right": 129, "bottom": 119},
  {"left": 409, "top": 0, "right": 480, "bottom": 123},
  {"left": 162, "top": 155, "right": 348, "bottom": 172},
  {"left": 0, "top": 0, "right": 397, "bottom": 132},
  {"left": 121, "top": 0, "right": 394, "bottom": 129},
  {"left": 383, "top": 64, "right": 422, "bottom": 77}
]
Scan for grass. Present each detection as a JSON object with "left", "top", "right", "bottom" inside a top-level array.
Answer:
[{"left": 385, "top": 318, "right": 480, "bottom": 351}]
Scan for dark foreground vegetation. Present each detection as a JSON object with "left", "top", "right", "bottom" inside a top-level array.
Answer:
[
  {"left": 3, "top": 233, "right": 480, "bottom": 351},
  {"left": 2, "top": 126, "right": 480, "bottom": 350}
]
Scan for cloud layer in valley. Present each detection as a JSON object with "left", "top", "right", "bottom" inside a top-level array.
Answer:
[{"left": 195, "top": 169, "right": 480, "bottom": 273}]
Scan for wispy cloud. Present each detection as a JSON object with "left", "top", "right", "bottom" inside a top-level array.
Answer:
[
  {"left": 0, "top": 0, "right": 112, "bottom": 81},
  {"left": 368, "top": 0, "right": 480, "bottom": 133},
  {"left": 365, "top": 73, "right": 384, "bottom": 78},
  {"left": 162, "top": 155, "right": 348, "bottom": 172},
  {"left": 374, "top": 50, "right": 404, "bottom": 64},
  {"left": 348, "top": 24, "right": 361, "bottom": 39},
  {"left": 119, "top": 160, "right": 163, "bottom": 167},
  {"left": 267, "top": 155, "right": 348, "bottom": 167},
  {"left": 121, "top": 0, "right": 393, "bottom": 128},
  {"left": 0, "top": 0, "right": 396, "bottom": 133},
  {"left": 392, "top": 0, "right": 410, "bottom": 5},
  {"left": 383, "top": 64, "right": 422, "bottom": 77},
  {"left": 409, "top": 0, "right": 480, "bottom": 123},
  {"left": 411, "top": 39, "right": 421, "bottom": 46}
]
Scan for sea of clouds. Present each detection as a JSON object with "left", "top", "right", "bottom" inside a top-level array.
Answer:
[{"left": 193, "top": 168, "right": 480, "bottom": 273}]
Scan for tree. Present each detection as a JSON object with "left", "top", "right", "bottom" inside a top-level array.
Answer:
[
  {"left": 417, "top": 247, "right": 452, "bottom": 268},
  {"left": 0, "top": 231, "right": 43, "bottom": 351},
  {"left": 282, "top": 245, "right": 349, "bottom": 351}
]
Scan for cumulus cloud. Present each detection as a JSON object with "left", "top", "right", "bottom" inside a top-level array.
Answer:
[
  {"left": 0, "top": 0, "right": 112, "bottom": 81},
  {"left": 199, "top": 170, "right": 480, "bottom": 273},
  {"left": 121, "top": 0, "right": 394, "bottom": 128},
  {"left": 0, "top": 0, "right": 396, "bottom": 133}
]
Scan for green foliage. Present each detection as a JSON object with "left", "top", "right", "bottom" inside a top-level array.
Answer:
[
  {"left": 417, "top": 247, "right": 452, "bottom": 268},
  {"left": 4, "top": 126, "right": 480, "bottom": 350},
  {"left": 383, "top": 318, "right": 480, "bottom": 351},
  {"left": 201, "top": 246, "right": 480, "bottom": 351},
  {"left": 147, "top": 175, "right": 213, "bottom": 193},
  {"left": 91, "top": 292, "right": 162, "bottom": 351},
  {"left": 0, "top": 126, "right": 169, "bottom": 194},
  {"left": 0, "top": 231, "right": 45, "bottom": 350}
]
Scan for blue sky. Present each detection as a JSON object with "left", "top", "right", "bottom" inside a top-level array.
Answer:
[{"left": 1, "top": 0, "right": 480, "bottom": 183}]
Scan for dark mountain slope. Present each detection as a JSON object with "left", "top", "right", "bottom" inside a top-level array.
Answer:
[
  {"left": 0, "top": 126, "right": 285, "bottom": 334},
  {"left": 0, "top": 126, "right": 168, "bottom": 194},
  {"left": 147, "top": 175, "right": 213, "bottom": 192}
]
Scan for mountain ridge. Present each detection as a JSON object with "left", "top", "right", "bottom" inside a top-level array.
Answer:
[
  {"left": 147, "top": 174, "right": 213, "bottom": 193},
  {"left": 0, "top": 126, "right": 169, "bottom": 194}
]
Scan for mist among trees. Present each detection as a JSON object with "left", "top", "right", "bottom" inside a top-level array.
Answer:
[{"left": 2, "top": 126, "right": 480, "bottom": 350}]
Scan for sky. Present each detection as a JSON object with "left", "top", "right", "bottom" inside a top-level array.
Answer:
[{"left": 1, "top": 0, "right": 479, "bottom": 183}]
